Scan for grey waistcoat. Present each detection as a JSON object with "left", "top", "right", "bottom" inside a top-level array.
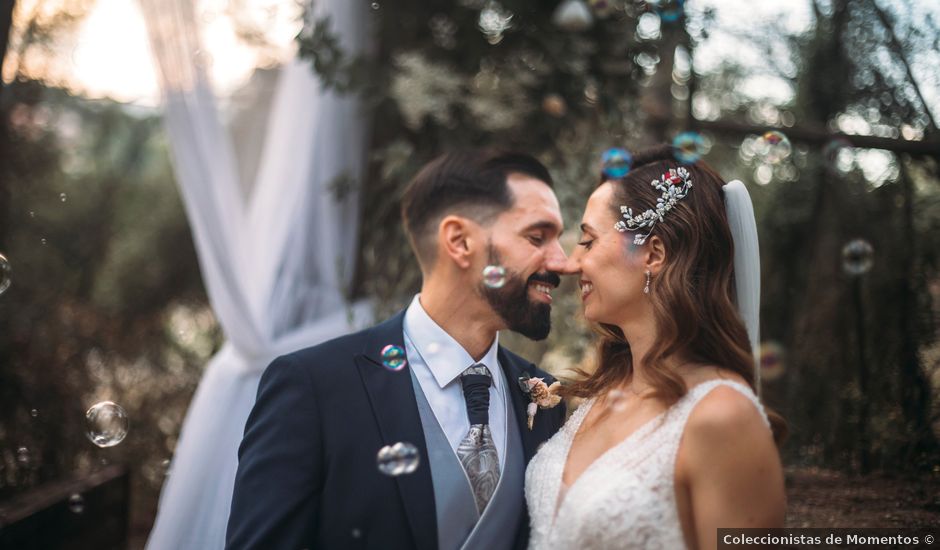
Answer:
[{"left": 409, "top": 367, "right": 526, "bottom": 550}]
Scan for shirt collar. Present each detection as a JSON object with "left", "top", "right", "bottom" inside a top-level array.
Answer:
[{"left": 403, "top": 294, "right": 501, "bottom": 389}]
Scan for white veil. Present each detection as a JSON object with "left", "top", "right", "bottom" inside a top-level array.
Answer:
[{"left": 722, "top": 180, "right": 762, "bottom": 391}]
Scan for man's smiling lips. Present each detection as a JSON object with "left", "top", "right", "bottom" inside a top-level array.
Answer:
[{"left": 528, "top": 281, "right": 556, "bottom": 303}]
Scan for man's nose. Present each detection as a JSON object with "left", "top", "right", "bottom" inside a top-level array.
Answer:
[{"left": 559, "top": 252, "right": 581, "bottom": 276}]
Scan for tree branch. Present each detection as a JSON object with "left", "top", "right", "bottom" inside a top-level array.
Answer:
[
  {"left": 868, "top": 0, "right": 939, "bottom": 133},
  {"left": 681, "top": 115, "right": 940, "bottom": 158}
]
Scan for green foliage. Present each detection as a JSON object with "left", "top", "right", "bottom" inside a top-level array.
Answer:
[
  {"left": 300, "top": 0, "right": 940, "bottom": 472},
  {"left": 299, "top": 2, "right": 665, "bottom": 343},
  {"left": 0, "top": 79, "right": 219, "bottom": 526}
]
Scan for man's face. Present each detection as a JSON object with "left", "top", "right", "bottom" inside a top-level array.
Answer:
[{"left": 478, "top": 174, "right": 567, "bottom": 340}]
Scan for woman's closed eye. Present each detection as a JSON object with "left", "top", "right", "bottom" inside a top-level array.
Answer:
[{"left": 577, "top": 238, "right": 594, "bottom": 250}]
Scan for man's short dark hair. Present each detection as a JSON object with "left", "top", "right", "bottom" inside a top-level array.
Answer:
[{"left": 401, "top": 149, "right": 554, "bottom": 267}]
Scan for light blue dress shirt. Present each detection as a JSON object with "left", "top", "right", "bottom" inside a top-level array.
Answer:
[{"left": 402, "top": 294, "right": 508, "bottom": 471}]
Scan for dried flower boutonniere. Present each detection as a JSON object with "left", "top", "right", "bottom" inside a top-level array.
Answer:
[{"left": 518, "top": 375, "right": 562, "bottom": 430}]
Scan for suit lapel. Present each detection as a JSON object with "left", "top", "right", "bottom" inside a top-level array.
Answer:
[
  {"left": 497, "top": 347, "right": 545, "bottom": 464},
  {"left": 354, "top": 311, "right": 437, "bottom": 550}
]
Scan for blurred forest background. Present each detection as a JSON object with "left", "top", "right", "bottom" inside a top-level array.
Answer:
[{"left": 1, "top": 0, "right": 939, "bottom": 543}]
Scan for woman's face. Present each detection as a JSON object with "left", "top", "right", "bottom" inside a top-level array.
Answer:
[{"left": 566, "top": 182, "right": 649, "bottom": 325}]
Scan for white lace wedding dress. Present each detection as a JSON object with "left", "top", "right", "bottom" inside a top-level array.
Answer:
[{"left": 525, "top": 379, "right": 770, "bottom": 550}]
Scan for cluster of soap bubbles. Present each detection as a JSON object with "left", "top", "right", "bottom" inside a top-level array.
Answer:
[
  {"left": 85, "top": 401, "right": 129, "bottom": 448},
  {"left": 377, "top": 442, "right": 421, "bottom": 476},
  {"left": 841, "top": 239, "right": 874, "bottom": 276}
]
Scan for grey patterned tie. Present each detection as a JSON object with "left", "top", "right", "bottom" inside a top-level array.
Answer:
[{"left": 456, "top": 364, "right": 500, "bottom": 514}]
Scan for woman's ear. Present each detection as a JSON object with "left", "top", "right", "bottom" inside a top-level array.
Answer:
[
  {"left": 645, "top": 235, "right": 667, "bottom": 275},
  {"left": 439, "top": 215, "right": 474, "bottom": 269}
]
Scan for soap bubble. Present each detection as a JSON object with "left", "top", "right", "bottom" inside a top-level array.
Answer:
[
  {"left": 672, "top": 131, "right": 707, "bottom": 164},
  {"left": 380, "top": 345, "right": 407, "bottom": 371},
  {"left": 377, "top": 442, "right": 421, "bottom": 476},
  {"left": 59, "top": 193, "right": 67, "bottom": 203},
  {"left": 482, "top": 265, "right": 508, "bottom": 288},
  {"left": 756, "top": 131, "right": 791, "bottom": 164},
  {"left": 85, "top": 401, "right": 129, "bottom": 448},
  {"left": 758, "top": 341, "right": 786, "bottom": 382},
  {"left": 823, "top": 137, "right": 854, "bottom": 173},
  {"left": 601, "top": 148, "right": 633, "bottom": 178},
  {"left": 68, "top": 493, "right": 85, "bottom": 514},
  {"left": 841, "top": 239, "right": 874, "bottom": 276},
  {"left": 16, "top": 446, "right": 30, "bottom": 465}
]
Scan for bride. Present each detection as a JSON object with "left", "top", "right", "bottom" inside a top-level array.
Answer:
[{"left": 525, "top": 145, "right": 787, "bottom": 549}]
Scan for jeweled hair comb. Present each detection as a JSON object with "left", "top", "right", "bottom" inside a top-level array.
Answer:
[{"left": 614, "top": 166, "right": 693, "bottom": 245}]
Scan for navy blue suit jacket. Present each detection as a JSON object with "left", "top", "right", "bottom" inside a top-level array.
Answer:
[{"left": 226, "top": 311, "right": 566, "bottom": 550}]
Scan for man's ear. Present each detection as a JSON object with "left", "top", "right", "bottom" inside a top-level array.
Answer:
[
  {"left": 438, "top": 215, "right": 476, "bottom": 269},
  {"left": 645, "top": 235, "right": 667, "bottom": 275}
]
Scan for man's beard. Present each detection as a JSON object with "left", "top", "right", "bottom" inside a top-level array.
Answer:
[{"left": 479, "top": 247, "right": 560, "bottom": 341}]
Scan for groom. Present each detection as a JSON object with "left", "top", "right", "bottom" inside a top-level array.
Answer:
[{"left": 226, "top": 150, "right": 568, "bottom": 549}]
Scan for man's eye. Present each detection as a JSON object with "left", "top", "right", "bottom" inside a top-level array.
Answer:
[
  {"left": 528, "top": 235, "right": 545, "bottom": 245},
  {"left": 578, "top": 239, "right": 594, "bottom": 250}
]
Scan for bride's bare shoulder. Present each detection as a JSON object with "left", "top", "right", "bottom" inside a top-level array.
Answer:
[
  {"left": 676, "top": 370, "right": 775, "bottom": 477},
  {"left": 682, "top": 368, "right": 764, "bottom": 429}
]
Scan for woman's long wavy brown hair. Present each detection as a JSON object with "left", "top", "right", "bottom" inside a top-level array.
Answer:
[{"left": 562, "top": 144, "right": 787, "bottom": 444}]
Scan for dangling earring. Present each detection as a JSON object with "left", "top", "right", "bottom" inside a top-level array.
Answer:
[{"left": 644, "top": 270, "right": 651, "bottom": 295}]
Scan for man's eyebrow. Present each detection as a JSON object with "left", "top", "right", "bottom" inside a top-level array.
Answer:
[{"left": 522, "top": 220, "right": 563, "bottom": 233}]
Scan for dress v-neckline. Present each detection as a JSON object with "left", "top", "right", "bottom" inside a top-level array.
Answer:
[
  {"left": 552, "top": 397, "right": 669, "bottom": 519},
  {"left": 550, "top": 379, "right": 747, "bottom": 522}
]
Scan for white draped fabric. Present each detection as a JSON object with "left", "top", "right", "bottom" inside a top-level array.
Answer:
[
  {"left": 723, "top": 180, "right": 762, "bottom": 391},
  {"left": 139, "top": 1, "right": 373, "bottom": 548}
]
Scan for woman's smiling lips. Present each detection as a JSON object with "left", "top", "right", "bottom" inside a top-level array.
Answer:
[{"left": 579, "top": 280, "right": 594, "bottom": 300}]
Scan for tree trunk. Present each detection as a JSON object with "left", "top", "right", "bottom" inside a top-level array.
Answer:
[{"left": 895, "top": 159, "right": 938, "bottom": 464}]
